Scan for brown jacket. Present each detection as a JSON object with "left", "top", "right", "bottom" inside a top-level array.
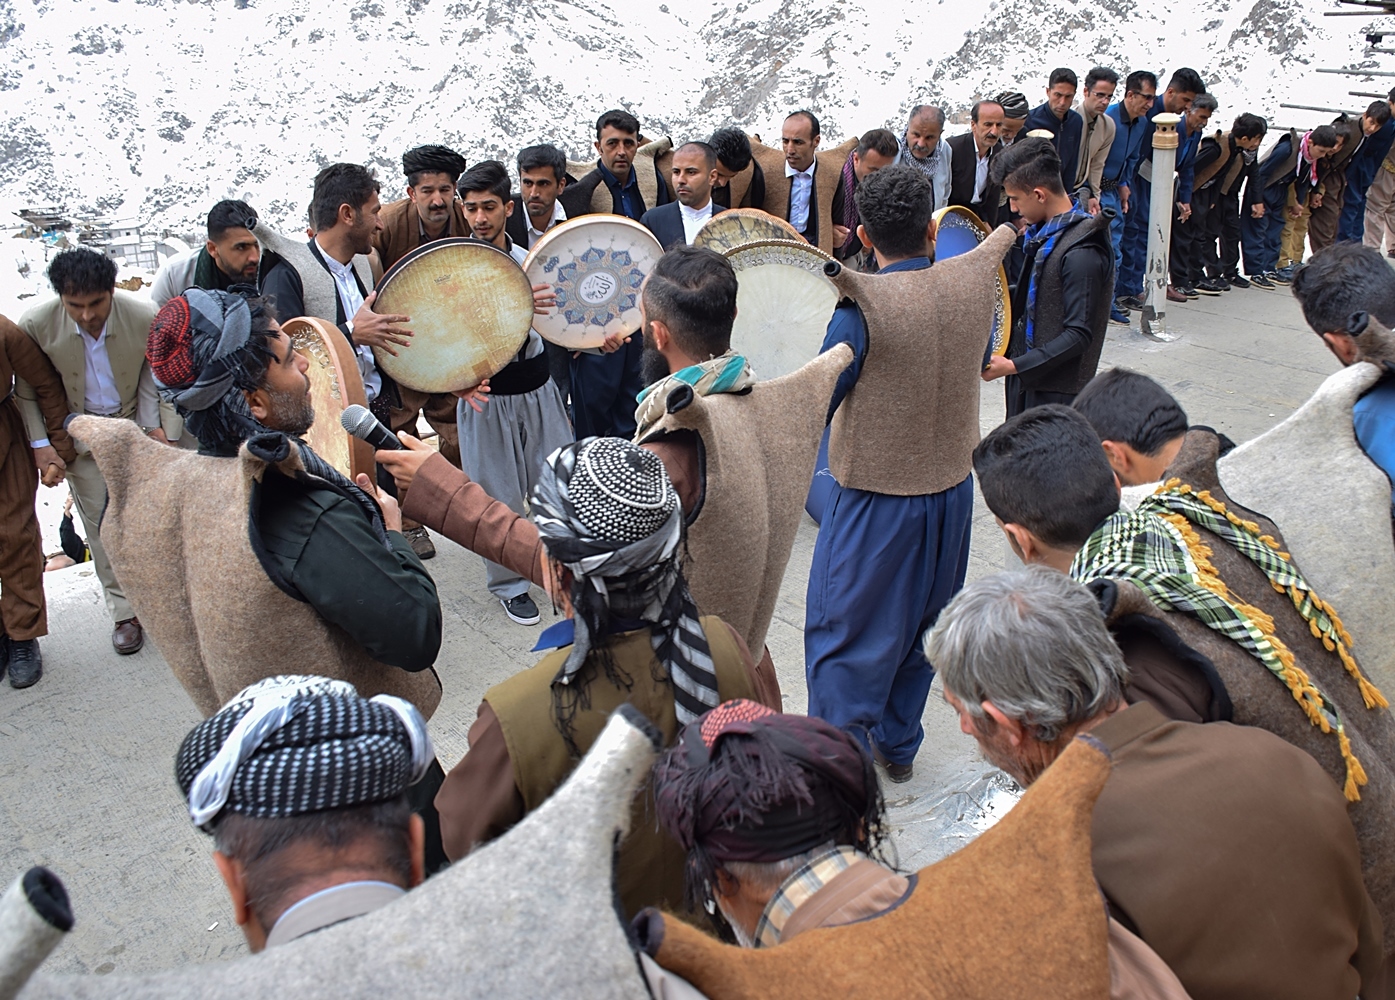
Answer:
[
  {"left": 749, "top": 137, "right": 859, "bottom": 254},
  {"left": 0, "top": 315, "right": 75, "bottom": 462},
  {"left": 1091, "top": 702, "right": 1384, "bottom": 1000},
  {"left": 372, "top": 196, "right": 471, "bottom": 272}
]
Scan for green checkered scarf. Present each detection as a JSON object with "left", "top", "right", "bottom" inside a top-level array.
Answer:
[{"left": 1072, "top": 480, "right": 1386, "bottom": 801}]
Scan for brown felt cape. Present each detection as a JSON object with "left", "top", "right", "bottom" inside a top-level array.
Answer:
[
  {"left": 69, "top": 416, "right": 442, "bottom": 719},
  {"left": 636, "top": 734, "right": 1113, "bottom": 1000}
]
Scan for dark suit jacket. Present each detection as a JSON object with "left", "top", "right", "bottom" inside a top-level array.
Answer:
[
  {"left": 639, "top": 201, "right": 726, "bottom": 249},
  {"left": 946, "top": 132, "right": 1000, "bottom": 226}
]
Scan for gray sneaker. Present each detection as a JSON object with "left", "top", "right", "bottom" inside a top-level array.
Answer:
[{"left": 501, "top": 593, "right": 541, "bottom": 626}]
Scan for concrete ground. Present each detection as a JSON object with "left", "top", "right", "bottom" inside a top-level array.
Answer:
[{"left": 0, "top": 283, "right": 1341, "bottom": 976}]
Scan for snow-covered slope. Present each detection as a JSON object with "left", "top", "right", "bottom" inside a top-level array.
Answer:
[{"left": 0, "top": 0, "right": 1379, "bottom": 235}]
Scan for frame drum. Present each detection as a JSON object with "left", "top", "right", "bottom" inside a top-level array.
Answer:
[
  {"left": 725, "top": 239, "right": 838, "bottom": 381},
  {"left": 933, "top": 205, "right": 1011, "bottom": 360},
  {"left": 693, "top": 208, "right": 805, "bottom": 253},
  {"left": 281, "top": 316, "right": 375, "bottom": 481},
  {"left": 372, "top": 238, "right": 534, "bottom": 393},
  {"left": 525, "top": 216, "right": 663, "bottom": 350}
]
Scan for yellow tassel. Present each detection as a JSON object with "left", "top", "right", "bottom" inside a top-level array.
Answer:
[{"left": 1340, "top": 729, "right": 1368, "bottom": 802}]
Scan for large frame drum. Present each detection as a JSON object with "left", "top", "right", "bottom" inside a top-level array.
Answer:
[
  {"left": 281, "top": 316, "right": 375, "bottom": 481},
  {"left": 725, "top": 239, "right": 838, "bottom": 381},
  {"left": 933, "top": 205, "right": 1011, "bottom": 360}
]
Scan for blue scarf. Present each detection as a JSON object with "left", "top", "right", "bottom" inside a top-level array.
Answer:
[{"left": 1024, "top": 208, "right": 1091, "bottom": 348}]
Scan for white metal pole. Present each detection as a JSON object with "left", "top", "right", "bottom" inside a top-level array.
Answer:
[{"left": 1141, "top": 112, "right": 1181, "bottom": 342}]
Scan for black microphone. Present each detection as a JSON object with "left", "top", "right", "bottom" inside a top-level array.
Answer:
[{"left": 340, "top": 404, "right": 402, "bottom": 451}]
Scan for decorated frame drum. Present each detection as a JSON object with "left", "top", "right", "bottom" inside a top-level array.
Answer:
[
  {"left": 725, "top": 239, "right": 838, "bottom": 381},
  {"left": 932, "top": 206, "right": 1011, "bottom": 361},
  {"left": 371, "top": 238, "right": 535, "bottom": 393},
  {"left": 525, "top": 216, "right": 663, "bottom": 350},
  {"left": 694, "top": 208, "right": 806, "bottom": 253},
  {"left": 281, "top": 316, "right": 375, "bottom": 482}
]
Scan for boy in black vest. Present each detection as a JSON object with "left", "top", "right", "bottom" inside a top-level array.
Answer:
[{"left": 981, "top": 138, "right": 1113, "bottom": 417}]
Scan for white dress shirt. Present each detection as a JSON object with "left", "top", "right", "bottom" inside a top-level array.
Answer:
[
  {"left": 526, "top": 200, "right": 568, "bottom": 249},
  {"left": 785, "top": 160, "right": 816, "bottom": 233},
  {"left": 679, "top": 200, "right": 714, "bottom": 244},
  {"left": 316, "top": 238, "right": 381, "bottom": 404},
  {"left": 81, "top": 323, "right": 122, "bottom": 416},
  {"left": 972, "top": 145, "right": 992, "bottom": 203}
]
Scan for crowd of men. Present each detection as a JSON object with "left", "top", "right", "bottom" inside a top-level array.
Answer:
[{"left": 3, "top": 58, "right": 1395, "bottom": 999}]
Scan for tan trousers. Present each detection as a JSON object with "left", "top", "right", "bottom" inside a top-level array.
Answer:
[
  {"left": 1278, "top": 188, "right": 1311, "bottom": 269},
  {"left": 66, "top": 450, "right": 132, "bottom": 623},
  {"left": 0, "top": 404, "right": 46, "bottom": 640},
  {"left": 1365, "top": 162, "right": 1395, "bottom": 252}
]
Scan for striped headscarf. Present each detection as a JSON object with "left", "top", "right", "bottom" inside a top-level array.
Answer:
[
  {"left": 176, "top": 675, "right": 434, "bottom": 831},
  {"left": 531, "top": 437, "right": 719, "bottom": 747},
  {"left": 633, "top": 350, "right": 755, "bottom": 439}
]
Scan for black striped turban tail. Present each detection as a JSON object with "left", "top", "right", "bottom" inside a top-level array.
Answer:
[{"left": 531, "top": 437, "right": 720, "bottom": 740}]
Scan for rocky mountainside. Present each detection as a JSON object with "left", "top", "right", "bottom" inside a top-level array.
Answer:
[{"left": 0, "top": 0, "right": 1373, "bottom": 235}]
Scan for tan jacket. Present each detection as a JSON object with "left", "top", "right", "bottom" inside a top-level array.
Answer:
[
  {"left": 15, "top": 291, "right": 181, "bottom": 447},
  {"left": 1077, "top": 105, "right": 1118, "bottom": 199},
  {"left": 372, "top": 196, "right": 472, "bottom": 272},
  {"left": 750, "top": 137, "right": 859, "bottom": 254}
]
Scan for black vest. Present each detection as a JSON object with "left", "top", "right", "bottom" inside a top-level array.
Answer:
[{"left": 1013, "top": 212, "right": 1114, "bottom": 394}]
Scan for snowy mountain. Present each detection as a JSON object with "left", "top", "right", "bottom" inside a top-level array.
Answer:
[{"left": 0, "top": 0, "right": 1381, "bottom": 238}]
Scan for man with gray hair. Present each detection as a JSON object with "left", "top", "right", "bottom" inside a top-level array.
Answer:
[
  {"left": 898, "top": 104, "right": 951, "bottom": 211},
  {"left": 926, "top": 566, "right": 1385, "bottom": 1000}
]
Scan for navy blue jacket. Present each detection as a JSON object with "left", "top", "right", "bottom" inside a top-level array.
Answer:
[{"left": 1024, "top": 103, "right": 1085, "bottom": 195}]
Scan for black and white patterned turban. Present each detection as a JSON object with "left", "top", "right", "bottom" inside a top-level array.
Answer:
[
  {"left": 402, "top": 144, "right": 468, "bottom": 183},
  {"left": 531, "top": 437, "right": 720, "bottom": 734},
  {"left": 175, "top": 675, "right": 434, "bottom": 832}
]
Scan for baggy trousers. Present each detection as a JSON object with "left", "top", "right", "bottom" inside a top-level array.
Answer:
[
  {"left": 457, "top": 381, "right": 573, "bottom": 600},
  {"left": 1240, "top": 181, "right": 1290, "bottom": 276},
  {"left": 0, "top": 402, "right": 47, "bottom": 640},
  {"left": 66, "top": 448, "right": 133, "bottom": 623},
  {"left": 805, "top": 475, "right": 974, "bottom": 766}
]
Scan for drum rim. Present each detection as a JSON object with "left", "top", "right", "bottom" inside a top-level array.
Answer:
[
  {"left": 723, "top": 237, "right": 835, "bottom": 267},
  {"left": 694, "top": 208, "right": 805, "bottom": 245},
  {"left": 376, "top": 237, "right": 521, "bottom": 293},
  {"left": 522, "top": 213, "right": 663, "bottom": 274},
  {"left": 932, "top": 205, "right": 1011, "bottom": 358},
  {"left": 279, "top": 315, "right": 375, "bottom": 481}
]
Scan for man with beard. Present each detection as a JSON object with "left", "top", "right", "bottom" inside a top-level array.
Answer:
[
  {"left": 927, "top": 566, "right": 1385, "bottom": 1000},
  {"left": 258, "top": 164, "right": 411, "bottom": 425},
  {"left": 372, "top": 144, "right": 472, "bottom": 559},
  {"left": 831, "top": 128, "right": 900, "bottom": 268},
  {"left": 456, "top": 160, "right": 573, "bottom": 627},
  {"left": 641, "top": 141, "right": 727, "bottom": 248},
  {"left": 133, "top": 288, "right": 446, "bottom": 864},
  {"left": 897, "top": 105, "right": 952, "bottom": 212},
  {"left": 152, "top": 201, "right": 292, "bottom": 307},
  {"left": 708, "top": 127, "right": 767, "bottom": 211},
  {"left": 995, "top": 92, "right": 1030, "bottom": 147},
  {"left": 1023, "top": 68, "right": 1085, "bottom": 196}
]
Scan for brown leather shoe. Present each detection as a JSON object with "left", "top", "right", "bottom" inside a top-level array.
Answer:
[{"left": 112, "top": 617, "right": 144, "bottom": 655}]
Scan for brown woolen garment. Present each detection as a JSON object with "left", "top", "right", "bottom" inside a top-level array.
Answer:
[
  {"left": 636, "top": 345, "right": 853, "bottom": 656},
  {"left": 639, "top": 735, "right": 1112, "bottom": 1000},
  {"left": 70, "top": 416, "right": 442, "bottom": 719},
  {"left": 827, "top": 223, "right": 1016, "bottom": 497},
  {"left": 372, "top": 196, "right": 473, "bottom": 272},
  {"left": 750, "top": 136, "right": 860, "bottom": 254},
  {"left": 1149, "top": 428, "right": 1395, "bottom": 955}
]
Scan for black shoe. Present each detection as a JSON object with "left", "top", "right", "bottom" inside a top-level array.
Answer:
[
  {"left": 1268, "top": 269, "right": 1293, "bottom": 285},
  {"left": 1194, "top": 278, "right": 1224, "bottom": 295},
  {"left": 0, "top": 632, "right": 8, "bottom": 683},
  {"left": 501, "top": 593, "right": 541, "bottom": 626},
  {"left": 1118, "top": 294, "right": 1147, "bottom": 311},
  {"left": 1226, "top": 274, "right": 1249, "bottom": 289},
  {"left": 872, "top": 743, "right": 914, "bottom": 783},
  {"left": 8, "top": 639, "right": 41, "bottom": 689},
  {"left": 1248, "top": 273, "right": 1275, "bottom": 289}
]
